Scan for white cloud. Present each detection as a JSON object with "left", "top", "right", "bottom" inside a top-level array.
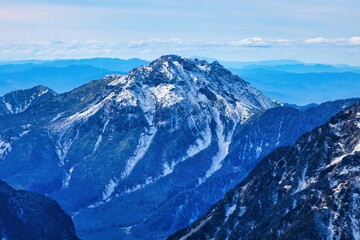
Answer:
[
  {"left": 0, "top": 36, "right": 359, "bottom": 61},
  {"left": 349, "top": 37, "right": 360, "bottom": 46},
  {"left": 228, "top": 37, "right": 293, "bottom": 47},
  {"left": 304, "top": 37, "right": 330, "bottom": 44},
  {"left": 128, "top": 38, "right": 187, "bottom": 47},
  {"left": 0, "top": 40, "right": 116, "bottom": 60},
  {"left": 304, "top": 37, "right": 360, "bottom": 46},
  {"left": 129, "top": 37, "right": 293, "bottom": 49}
]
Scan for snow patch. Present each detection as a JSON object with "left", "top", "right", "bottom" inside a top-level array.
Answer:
[
  {"left": 198, "top": 64, "right": 211, "bottom": 72},
  {"left": 92, "top": 120, "right": 109, "bottom": 154},
  {"left": 329, "top": 121, "right": 344, "bottom": 137},
  {"left": 2, "top": 100, "right": 13, "bottom": 113},
  {"left": 102, "top": 179, "right": 118, "bottom": 200},
  {"left": 294, "top": 165, "right": 308, "bottom": 193},
  {"left": 0, "top": 140, "right": 11, "bottom": 158},
  {"left": 238, "top": 206, "right": 247, "bottom": 217},
  {"left": 124, "top": 177, "right": 155, "bottom": 194},
  {"left": 107, "top": 75, "right": 127, "bottom": 86},
  {"left": 93, "top": 135, "right": 103, "bottom": 153},
  {"left": 150, "top": 84, "right": 183, "bottom": 108},
  {"left": 185, "top": 123, "right": 212, "bottom": 159},
  {"left": 160, "top": 61, "right": 174, "bottom": 80},
  {"left": 351, "top": 193, "right": 360, "bottom": 239},
  {"left": 328, "top": 153, "right": 348, "bottom": 167},
  {"left": 121, "top": 226, "right": 133, "bottom": 235},
  {"left": 121, "top": 126, "right": 157, "bottom": 179},
  {"left": 327, "top": 140, "right": 360, "bottom": 168},
  {"left": 115, "top": 89, "right": 137, "bottom": 107},
  {"left": 50, "top": 112, "right": 64, "bottom": 122},
  {"left": 162, "top": 161, "right": 175, "bottom": 176},
  {"left": 225, "top": 204, "right": 237, "bottom": 222},
  {"left": 19, "top": 130, "right": 30, "bottom": 137},
  {"left": 339, "top": 166, "right": 360, "bottom": 175},
  {"left": 179, "top": 215, "right": 213, "bottom": 240},
  {"left": 173, "top": 61, "right": 184, "bottom": 70},
  {"left": 63, "top": 165, "right": 74, "bottom": 188},
  {"left": 38, "top": 88, "right": 49, "bottom": 96},
  {"left": 235, "top": 102, "right": 252, "bottom": 123},
  {"left": 255, "top": 146, "right": 262, "bottom": 158},
  {"left": 55, "top": 130, "right": 79, "bottom": 166},
  {"left": 64, "top": 92, "right": 115, "bottom": 127},
  {"left": 198, "top": 107, "right": 235, "bottom": 185}
]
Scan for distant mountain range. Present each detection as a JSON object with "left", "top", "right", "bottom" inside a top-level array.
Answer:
[
  {"left": 1, "top": 57, "right": 359, "bottom": 105},
  {"left": 170, "top": 100, "right": 360, "bottom": 240},
  {"left": 0, "top": 58, "right": 148, "bottom": 95},
  {"left": 0, "top": 55, "right": 359, "bottom": 239},
  {"left": 231, "top": 68, "right": 360, "bottom": 105},
  {"left": 220, "top": 59, "right": 360, "bottom": 105}
]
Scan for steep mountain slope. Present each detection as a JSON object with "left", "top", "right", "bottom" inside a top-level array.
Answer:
[
  {"left": 227, "top": 99, "right": 359, "bottom": 171},
  {"left": 0, "top": 85, "right": 56, "bottom": 115},
  {"left": 0, "top": 55, "right": 276, "bottom": 239},
  {"left": 0, "top": 180, "right": 78, "bottom": 240},
  {"left": 170, "top": 101, "right": 360, "bottom": 240},
  {"left": 150, "top": 98, "right": 358, "bottom": 240}
]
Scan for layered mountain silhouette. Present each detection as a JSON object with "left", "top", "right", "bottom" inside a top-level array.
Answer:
[
  {"left": 0, "top": 58, "right": 148, "bottom": 95},
  {"left": 0, "top": 55, "right": 358, "bottom": 239}
]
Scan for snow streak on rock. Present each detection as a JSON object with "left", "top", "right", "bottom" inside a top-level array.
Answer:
[{"left": 121, "top": 126, "right": 157, "bottom": 179}]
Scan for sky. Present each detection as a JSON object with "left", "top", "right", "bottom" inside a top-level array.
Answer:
[{"left": 0, "top": 0, "right": 359, "bottom": 64}]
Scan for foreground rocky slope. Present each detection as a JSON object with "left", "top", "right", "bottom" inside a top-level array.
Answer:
[
  {"left": 170, "top": 101, "right": 360, "bottom": 239},
  {"left": 0, "top": 180, "right": 78, "bottom": 240}
]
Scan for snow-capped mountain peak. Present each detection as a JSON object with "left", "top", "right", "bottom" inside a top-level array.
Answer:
[
  {"left": 106, "top": 54, "right": 275, "bottom": 120},
  {"left": 0, "top": 85, "right": 56, "bottom": 115},
  {"left": 0, "top": 55, "right": 277, "bottom": 239}
]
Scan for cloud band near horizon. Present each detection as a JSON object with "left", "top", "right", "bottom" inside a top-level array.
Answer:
[{"left": 0, "top": 37, "right": 359, "bottom": 64}]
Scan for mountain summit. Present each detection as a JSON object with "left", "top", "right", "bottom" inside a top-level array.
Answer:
[
  {"left": 0, "top": 55, "right": 276, "bottom": 239},
  {"left": 0, "top": 85, "right": 56, "bottom": 115}
]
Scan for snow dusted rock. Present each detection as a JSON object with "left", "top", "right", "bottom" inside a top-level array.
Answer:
[
  {"left": 0, "top": 55, "right": 356, "bottom": 239},
  {"left": 170, "top": 100, "right": 360, "bottom": 240},
  {"left": 0, "top": 55, "right": 276, "bottom": 239},
  {"left": 0, "top": 85, "right": 56, "bottom": 115}
]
